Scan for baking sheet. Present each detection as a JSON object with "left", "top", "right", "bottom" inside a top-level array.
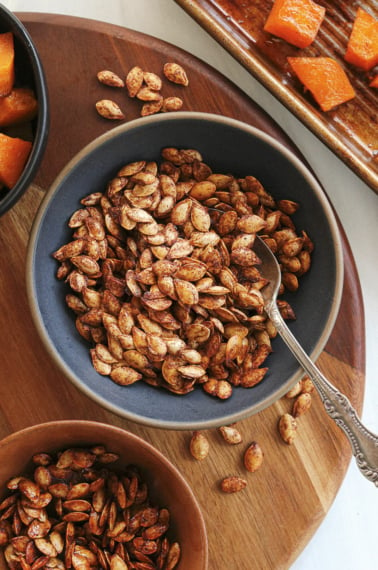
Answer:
[{"left": 175, "top": 0, "right": 378, "bottom": 193}]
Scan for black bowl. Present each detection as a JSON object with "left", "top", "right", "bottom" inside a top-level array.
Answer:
[
  {"left": 0, "top": 5, "right": 49, "bottom": 216},
  {"left": 26, "top": 112, "right": 343, "bottom": 429}
]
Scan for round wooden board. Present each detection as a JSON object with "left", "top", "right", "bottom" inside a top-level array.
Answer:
[{"left": 0, "top": 14, "right": 365, "bottom": 570}]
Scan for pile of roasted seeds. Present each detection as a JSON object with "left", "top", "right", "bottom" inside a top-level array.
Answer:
[
  {"left": 0, "top": 446, "right": 180, "bottom": 569},
  {"left": 53, "top": 147, "right": 313, "bottom": 399}
]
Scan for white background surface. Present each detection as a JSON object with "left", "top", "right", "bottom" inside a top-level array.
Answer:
[{"left": 4, "top": 1, "right": 378, "bottom": 568}]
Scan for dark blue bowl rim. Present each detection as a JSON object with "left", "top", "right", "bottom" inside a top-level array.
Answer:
[{"left": 26, "top": 112, "right": 344, "bottom": 430}]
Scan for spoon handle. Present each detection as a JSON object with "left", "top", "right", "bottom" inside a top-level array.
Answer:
[{"left": 267, "top": 302, "right": 378, "bottom": 487}]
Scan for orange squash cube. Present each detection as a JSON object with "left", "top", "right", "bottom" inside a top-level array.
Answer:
[
  {"left": 264, "top": 0, "right": 326, "bottom": 49},
  {"left": 0, "top": 32, "right": 15, "bottom": 96},
  {"left": 0, "top": 133, "right": 32, "bottom": 189},
  {"left": 370, "top": 75, "right": 378, "bottom": 88},
  {"left": 0, "top": 88, "right": 38, "bottom": 127},
  {"left": 344, "top": 8, "right": 378, "bottom": 71},
  {"left": 288, "top": 56, "right": 356, "bottom": 111}
]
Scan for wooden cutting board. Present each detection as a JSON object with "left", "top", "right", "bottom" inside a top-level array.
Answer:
[{"left": 0, "top": 14, "right": 365, "bottom": 570}]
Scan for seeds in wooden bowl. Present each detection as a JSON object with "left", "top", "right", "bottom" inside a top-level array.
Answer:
[{"left": 0, "top": 445, "right": 180, "bottom": 569}]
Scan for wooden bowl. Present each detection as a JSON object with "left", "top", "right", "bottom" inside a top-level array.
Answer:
[
  {"left": 0, "top": 420, "right": 208, "bottom": 569},
  {"left": 0, "top": 5, "right": 49, "bottom": 216}
]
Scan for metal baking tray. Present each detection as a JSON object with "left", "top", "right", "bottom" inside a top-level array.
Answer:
[{"left": 175, "top": 0, "right": 378, "bottom": 193}]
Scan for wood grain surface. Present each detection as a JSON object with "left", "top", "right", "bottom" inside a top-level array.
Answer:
[{"left": 0, "top": 14, "right": 365, "bottom": 570}]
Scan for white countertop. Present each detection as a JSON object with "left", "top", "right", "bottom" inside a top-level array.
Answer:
[{"left": 4, "top": 0, "right": 378, "bottom": 568}]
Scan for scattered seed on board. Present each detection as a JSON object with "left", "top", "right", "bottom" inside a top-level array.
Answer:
[{"left": 189, "top": 431, "right": 210, "bottom": 460}]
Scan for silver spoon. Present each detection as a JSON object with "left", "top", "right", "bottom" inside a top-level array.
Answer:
[{"left": 254, "top": 235, "right": 378, "bottom": 486}]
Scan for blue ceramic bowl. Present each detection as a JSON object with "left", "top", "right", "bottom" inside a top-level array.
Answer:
[
  {"left": 26, "top": 112, "right": 343, "bottom": 429},
  {"left": 0, "top": 5, "right": 49, "bottom": 216}
]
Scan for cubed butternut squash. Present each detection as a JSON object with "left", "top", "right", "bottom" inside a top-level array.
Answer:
[
  {"left": 0, "top": 88, "right": 38, "bottom": 127},
  {"left": 369, "top": 75, "right": 378, "bottom": 88},
  {"left": 0, "top": 32, "right": 15, "bottom": 96},
  {"left": 264, "top": 0, "right": 326, "bottom": 49},
  {"left": 344, "top": 8, "right": 378, "bottom": 71},
  {"left": 288, "top": 56, "right": 356, "bottom": 111},
  {"left": 0, "top": 133, "right": 32, "bottom": 189}
]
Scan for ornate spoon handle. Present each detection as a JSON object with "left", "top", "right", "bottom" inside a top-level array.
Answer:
[{"left": 267, "top": 301, "right": 378, "bottom": 486}]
